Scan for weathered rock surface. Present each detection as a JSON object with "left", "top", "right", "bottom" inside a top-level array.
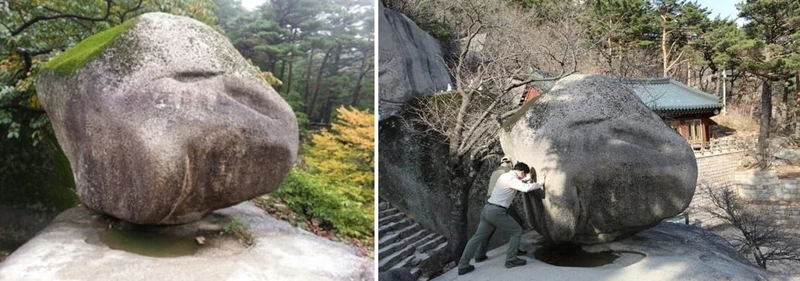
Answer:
[
  {"left": 378, "top": 2, "right": 451, "bottom": 119},
  {"left": 36, "top": 13, "right": 298, "bottom": 224},
  {"left": 0, "top": 202, "right": 372, "bottom": 281},
  {"left": 378, "top": 116, "right": 464, "bottom": 257},
  {"left": 434, "top": 223, "right": 782, "bottom": 281},
  {"left": 775, "top": 148, "right": 800, "bottom": 166},
  {"left": 500, "top": 74, "right": 697, "bottom": 244}
]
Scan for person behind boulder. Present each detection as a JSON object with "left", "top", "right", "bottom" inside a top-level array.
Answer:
[
  {"left": 474, "top": 156, "right": 526, "bottom": 262},
  {"left": 458, "top": 162, "right": 543, "bottom": 275}
]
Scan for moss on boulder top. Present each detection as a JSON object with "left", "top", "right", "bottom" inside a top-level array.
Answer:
[{"left": 42, "top": 18, "right": 139, "bottom": 75}]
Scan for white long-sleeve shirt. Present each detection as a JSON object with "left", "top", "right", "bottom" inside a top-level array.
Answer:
[{"left": 487, "top": 171, "right": 543, "bottom": 208}]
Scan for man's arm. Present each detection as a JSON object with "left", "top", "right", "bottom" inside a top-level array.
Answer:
[{"left": 500, "top": 173, "right": 543, "bottom": 192}]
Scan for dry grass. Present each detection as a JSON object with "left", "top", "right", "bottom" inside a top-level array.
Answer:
[{"left": 711, "top": 105, "right": 759, "bottom": 138}]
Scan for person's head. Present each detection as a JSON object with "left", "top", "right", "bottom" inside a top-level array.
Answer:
[
  {"left": 512, "top": 162, "right": 530, "bottom": 179},
  {"left": 500, "top": 156, "right": 512, "bottom": 168}
]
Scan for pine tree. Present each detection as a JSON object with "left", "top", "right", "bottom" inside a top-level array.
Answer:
[
  {"left": 581, "top": 0, "right": 658, "bottom": 76},
  {"left": 733, "top": 0, "right": 800, "bottom": 166}
]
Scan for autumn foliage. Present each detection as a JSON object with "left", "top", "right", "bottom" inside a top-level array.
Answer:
[
  {"left": 304, "top": 106, "right": 374, "bottom": 199},
  {"left": 277, "top": 106, "right": 374, "bottom": 238}
]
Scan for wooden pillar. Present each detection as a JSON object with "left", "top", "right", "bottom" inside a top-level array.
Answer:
[
  {"left": 679, "top": 119, "right": 687, "bottom": 140},
  {"left": 701, "top": 119, "right": 707, "bottom": 148}
]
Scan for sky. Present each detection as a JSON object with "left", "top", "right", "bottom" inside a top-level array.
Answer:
[
  {"left": 695, "top": 0, "right": 746, "bottom": 25},
  {"left": 239, "top": 0, "right": 744, "bottom": 24},
  {"left": 240, "top": 0, "right": 266, "bottom": 11}
]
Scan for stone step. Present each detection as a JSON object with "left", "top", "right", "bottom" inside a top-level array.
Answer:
[
  {"left": 430, "top": 241, "right": 449, "bottom": 255},
  {"left": 408, "top": 233, "right": 438, "bottom": 252},
  {"left": 389, "top": 253, "right": 417, "bottom": 272},
  {"left": 410, "top": 267, "right": 422, "bottom": 279},
  {"left": 379, "top": 212, "right": 405, "bottom": 226},
  {"left": 379, "top": 223, "right": 423, "bottom": 249},
  {"left": 379, "top": 218, "right": 412, "bottom": 237},
  {"left": 379, "top": 207, "right": 400, "bottom": 218},
  {"left": 378, "top": 199, "right": 451, "bottom": 281},
  {"left": 379, "top": 228, "right": 428, "bottom": 260},
  {"left": 379, "top": 244, "right": 416, "bottom": 272},
  {"left": 417, "top": 236, "right": 447, "bottom": 254},
  {"left": 409, "top": 252, "right": 429, "bottom": 267}
]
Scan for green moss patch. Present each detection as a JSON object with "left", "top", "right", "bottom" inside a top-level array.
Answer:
[{"left": 43, "top": 18, "right": 139, "bottom": 75}]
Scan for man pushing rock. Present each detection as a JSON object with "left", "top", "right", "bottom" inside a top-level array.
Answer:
[
  {"left": 457, "top": 162, "right": 543, "bottom": 275},
  {"left": 473, "top": 156, "right": 527, "bottom": 263}
]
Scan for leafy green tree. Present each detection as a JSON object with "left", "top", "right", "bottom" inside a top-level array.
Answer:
[
  {"left": 0, "top": 0, "right": 218, "bottom": 143},
  {"left": 650, "top": 0, "right": 711, "bottom": 78},
  {"left": 732, "top": 0, "right": 800, "bottom": 166},
  {"left": 217, "top": 0, "right": 373, "bottom": 128},
  {"left": 581, "top": 0, "right": 658, "bottom": 76},
  {"left": 694, "top": 17, "right": 742, "bottom": 94}
]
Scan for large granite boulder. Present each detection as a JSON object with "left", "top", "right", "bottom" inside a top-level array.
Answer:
[
  {"left": 36, "top": 13, "right": 298, "bottom": 224},
  {"left": 500, "top": 74, "right": 697, "bottom": 244},
  {"left": 378, "top": 2, "right": 451, "bottom": 119},
  {"left": 0, "top": 202, "right": 372, "bottom": 281}
]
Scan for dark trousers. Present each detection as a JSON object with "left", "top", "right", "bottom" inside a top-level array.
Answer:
[
  {"left": 458, "top": 204, "right": 523, "bottom": 269},
  {"left": 475, "top": 206, "right": 524, "bottom": 257}
]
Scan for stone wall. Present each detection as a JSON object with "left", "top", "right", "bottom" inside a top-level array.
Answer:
[
  {"left": 734, "top": 169, "right": 800, "bottom": 226},
  {"left": 734, "top": 170, "right": 800, "bottom": 201},
  {"left": 750, "top": 202, "right": 800, "bottom": 226},
  {"left": 696, "top": 151, "right": 744, "bottom": 185},
  {"left": 685, "top": 150, "right": 745, "bottom": 227}
]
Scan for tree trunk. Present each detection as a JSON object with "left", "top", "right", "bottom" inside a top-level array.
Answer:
[
  {"left": 275, "top": 60, "right": 286, "bottom": 92},
  {"left": 661, "top": 17, "right": 669, "bottom": 77},
  {"left": 316, "top": 44, "right": 342, "bottom": 121},
  {"left": 783, "top": 80, "right": 789, "bottom": 104},
  {"left": 278, "top": 60, "right": 286, "bottom": 81},
  {"left": 759, "top": 80, "right": 772, "bottom": 168},
  {"left": 267, "top": 55, "right": 276, "bottom": 72},
  {"left": 285, "top": 62, "right": 294, "bottom": 95},
  {"left": 329, "top": 45, "right": 342, "bottom": 77},
  {"left": 795, "top": 72, "right": 800, "bottom": 105},
  {"left": 284, "top": 29, "right": 298, "bottom": 95},
  {"left": 304, "top": 47, "right": 315, "bottom": 99},
  {"left": 307, "top": 46, "right": 334, "bottom": 118},
  {"left": 350, "top": 51, "right": 370, "bottom": 106},
  {"left": 278, "top": 60, "right": 286, "bottom": 82},
  {"left": 322, "top": 90, "right": 335, "bottom": 124}
]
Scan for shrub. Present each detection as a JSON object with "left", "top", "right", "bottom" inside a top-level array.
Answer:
[{"left": 276, "top": 168, "right": 373, "bottom": 238}]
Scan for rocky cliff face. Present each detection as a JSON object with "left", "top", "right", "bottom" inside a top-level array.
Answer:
[
  {"left": 378, "top": 3, "right": 467, "bottom": 259},
  {"left": 378, "top": 2, "right": 451, "bottom": 119}
]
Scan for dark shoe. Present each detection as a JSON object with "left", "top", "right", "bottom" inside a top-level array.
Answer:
[
  {"left": 517, "top": 249, "right": 527, "bottom": 256},
  {"left": 475, "top": 255, "right": 488, "bottom": 262},
  {"left": 505, "top": 258, "right": 527, "bottom": 268},
  {"left": 458, "top": 265, "right": 475, "bottom": 275}
]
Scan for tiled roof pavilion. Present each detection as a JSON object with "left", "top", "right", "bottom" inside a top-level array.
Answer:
[{"left": 622, "top": 77, "right": 724, "bottom": 113}]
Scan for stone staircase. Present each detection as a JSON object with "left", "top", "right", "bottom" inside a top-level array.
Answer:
[{"left": 378, "top": 200, "right": 449, "bottom": 279}]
